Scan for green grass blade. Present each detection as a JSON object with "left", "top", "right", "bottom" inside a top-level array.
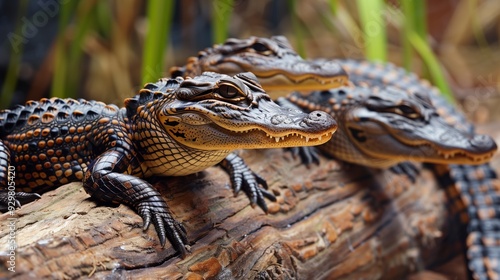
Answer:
[
  {"left": 212, "top": 0, "right": 234, "bottom": 43},
  {"left": 356, "top": 0, "right": 386, "bottom": 61},
  {"left": 141, "top": 0, "right": 174, "bottom": 85},
  {"left": 287, "top": 0, "right": 306, "bottom": 57},
  {"left": 412, "top": 0, "right": 431, "bottom": 78},
  {"left": 412, "top": 0, "right": 427, "bottom": 38},
  {"left": 1, "top": 0, "right": 29, "bottom": 108},
  {"left": 401, "top": 0, "right": 414, "bottom": 70},
  {"left": 329, "top": 0, "right": 338, "bottom": 15},
  {"left": 408, "top": 32, "right": 454, "bottom": 103}
]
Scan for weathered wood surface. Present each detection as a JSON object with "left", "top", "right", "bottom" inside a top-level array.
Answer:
[{"left": 0, "top": 145, "right": 467, "bottom": 280}]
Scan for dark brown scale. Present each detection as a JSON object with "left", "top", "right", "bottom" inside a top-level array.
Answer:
[
  {"left": 0, "top": 73, "right": 294, "bottom": 259},
  {"left": 333, "top": 60, "right": 500, "bottom": 280},
  {"left": 0, "top": 83, "right": 191, "bottom": 256},
  {"left": 0, "top": 98, "right": 118, "bottom": 194}
]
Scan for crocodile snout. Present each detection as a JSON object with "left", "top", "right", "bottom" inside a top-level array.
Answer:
[
  {"left": 470, "top": 134, "right": 497, "bottom": 153},
  {"left": 302, "top": 111, "right": 337, "bottom": 129}
]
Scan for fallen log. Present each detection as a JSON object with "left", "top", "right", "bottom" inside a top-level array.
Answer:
[{"left": 0, "top": 147, "right": 467, "bottom": 279}]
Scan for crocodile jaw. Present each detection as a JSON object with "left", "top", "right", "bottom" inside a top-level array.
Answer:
[
  {"left": 172, "top": 36, "right": 349, "bottom": 92},
  {"left": 204, "top": 61, "right": 349, "bottom": 92},
  {"left": 254, "top": 73, "right": 348, "bottom": 92},
  {"left": 161, "top": 111, "right": 337, "bottom": 151},
  {"left": 345, "top": 121, "right": 497, "bottom": 166}
]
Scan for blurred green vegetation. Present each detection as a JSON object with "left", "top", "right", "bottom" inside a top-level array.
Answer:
[{"left": 2, "top": 0, "right": 499, "bottom": 110}]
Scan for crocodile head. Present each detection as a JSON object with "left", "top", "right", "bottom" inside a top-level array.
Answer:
[
  {"left": 155, "top": 72, "right": 337, "bottom": 150},
  {"left": 288, "top": 86, "right": 497, "bottom": 168},
  {"left": 170, "top": 36, "right": 348, "bottom": 92}
]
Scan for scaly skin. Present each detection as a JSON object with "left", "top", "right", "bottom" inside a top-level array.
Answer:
[
  {"left": 283, "top": 85, "right": 496, "bottom": 167},
  {"left": 170, "top": 35, "right": 350, "bottom": 213},
  {"left": 286, "top": 59, "right": 499, "bottom": 280},
  {"left": 0, "top": 72, "right": 337, "bottom": 257},
  {"left": 170, "top": 36, "right": 349, "bottom": 92},
  {"left": 172, "top": 36, "right": 499, "bottom": 278}
]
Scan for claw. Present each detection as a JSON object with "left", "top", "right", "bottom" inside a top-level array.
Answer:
[
  {"left": 254, "top": 173, "right": 268, "bottom": 189},
  {"left": 153, "top": 214, "right": 167, "bottom": 247},
  {"left": 287, "top": 147, "right": 320, "bottom": 166},
  {"left": 0, "top": 191, "right": 42, "bottom": 212},
  {"left": 220, "top": 153, "right": 276, "bottom": 214},
  {"left": 141, "top": 210, "right": 152, "bottom": 230},
  {"left": 260, "top": 188, "right": 277, "bottom": 202},
  {"left": 390, "top": 162, "right": 420, "bottom": 183},
  {"left": 256, "top": 195, "right": 268, "bottom": 214},
  {"left": 137, "top": 200, "right": 189, "bottom": 258},
  {"left": 232, "top": 175, "right": 243, "bottom": 195}
]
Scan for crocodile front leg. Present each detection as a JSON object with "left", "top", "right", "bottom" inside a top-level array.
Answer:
[
  {"left": 83, "top": 147, "right": 189, "bottom": 257},
  {"left": 0, "top": 140, "right": 41, "bottom": 212},
  {"left": 219, "top": 152, "right": 277, "bottom": 213},
  {"left": 389, "top": 162, "right": 420, "bottom": 183}
]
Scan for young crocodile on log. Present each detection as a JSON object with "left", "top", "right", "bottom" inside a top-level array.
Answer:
[
  {"left": 0, "top": 72, "right": 337, "bottom": 257},
  {"left": 171, "top": 36, "right": 500, "bottom": 278},
  {"left": 170, "top": 35, "right": 349, "bottom": 92},
  {"left": 282, "top": 60, "right": 499, "bottom": 280},
  {"left": 171, "top": 35, "right": 500, "bottom": 278}
]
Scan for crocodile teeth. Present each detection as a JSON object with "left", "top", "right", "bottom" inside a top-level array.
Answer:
[
  {"left": 305, "top": 137, "right": 309, "bottom": 143},
  {"left": 275, "top": 137, "right": 280, "bottom": 142}
]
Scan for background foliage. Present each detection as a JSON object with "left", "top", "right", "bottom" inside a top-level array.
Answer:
[{"left": 1, "top": 0, "right": 499, "bottom": 123}]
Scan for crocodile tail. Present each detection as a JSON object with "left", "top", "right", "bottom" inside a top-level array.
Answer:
[{"left": 435, "top": 163, "right": 500, "bottom": 279}]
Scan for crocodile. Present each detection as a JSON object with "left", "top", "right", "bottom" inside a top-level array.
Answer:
[
  {"left": 282, "top": 60, "right": 499, "bottom": 280},
  {"left": 282, "top": 84, "right": 496, "bottom": 166},
  {"left": 170, "top": 36, "right": 349, "bottom": 92},
  {"left": 0, "top": 72, "right": 337, "bottom": 257},
  {"left": 170, "top": 36, "right": 499, "bottom": 277}
]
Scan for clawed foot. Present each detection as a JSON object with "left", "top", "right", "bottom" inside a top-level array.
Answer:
[
  {"left": 390, "top": 162, "right": 420, "bottom": 183},
  {"left": 221, "top": 153, "right": 277, "bottom": 213},
  {"left": 0, "top": 191, "right": 41, "bottom": 212},
  {"left": 287, "top": 146, "right": 321, "bottom": 166},
  {"left": 230, "top": 167, "right": 277, "bottom": 213},
  {"left": 137, "top": 199, "right": 189, "bottom": 257}
]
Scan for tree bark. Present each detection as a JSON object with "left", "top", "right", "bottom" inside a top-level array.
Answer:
[{"left": 0, "top": 145, "right": 481, "bottom": 279}]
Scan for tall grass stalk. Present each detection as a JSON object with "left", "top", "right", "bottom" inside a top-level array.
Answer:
[
  {"left": 408, "top": 32, "right": 454, "bottom": 102},
  {"left": 212, "top": 0, "right": 234, "bottom": 43},
  {"left": 356, "top": 0, "right": 386, "bottom": 61},
  {"left": 401, "top": 0, "right": 414, "bottom": 70},
  {"left": 141, "top": 0, "right": 174, "bottom": 85},
  {"left": 329, "top": 0, "right": 338, "bottom": 15},
  {"left": 288, "top": 0, "right": 306, "bottom": 57}
]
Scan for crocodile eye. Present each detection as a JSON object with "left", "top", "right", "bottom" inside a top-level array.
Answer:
[
  {"left": 214, "top": 84, "right": 247, "bottom": 103},
  {"left": 396, "top": 105, "right": 420, "bottom": 119},
  {"left": 217, "top": 85, "right": 238, "bottom": 98},
  {"left": 250, "top": 42, "right": 273, "bottom": 55}
]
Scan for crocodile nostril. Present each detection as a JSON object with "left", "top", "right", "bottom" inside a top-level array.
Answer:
[
  {"left": 470, "top": 134, "right": 497, "bottom": 151},
  {"left": 299, "top": 111, "right": 336, "bottom": 129},
  {"left": 305, "top": 111, "right": 336, "bottom": 126},
  {"left": 307, "top": 111, "right": 328, "bottom": 121}
]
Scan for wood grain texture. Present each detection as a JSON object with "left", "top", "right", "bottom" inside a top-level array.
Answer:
[{"left": 0, "top": 147, "right": 470, "bottom": 279}]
